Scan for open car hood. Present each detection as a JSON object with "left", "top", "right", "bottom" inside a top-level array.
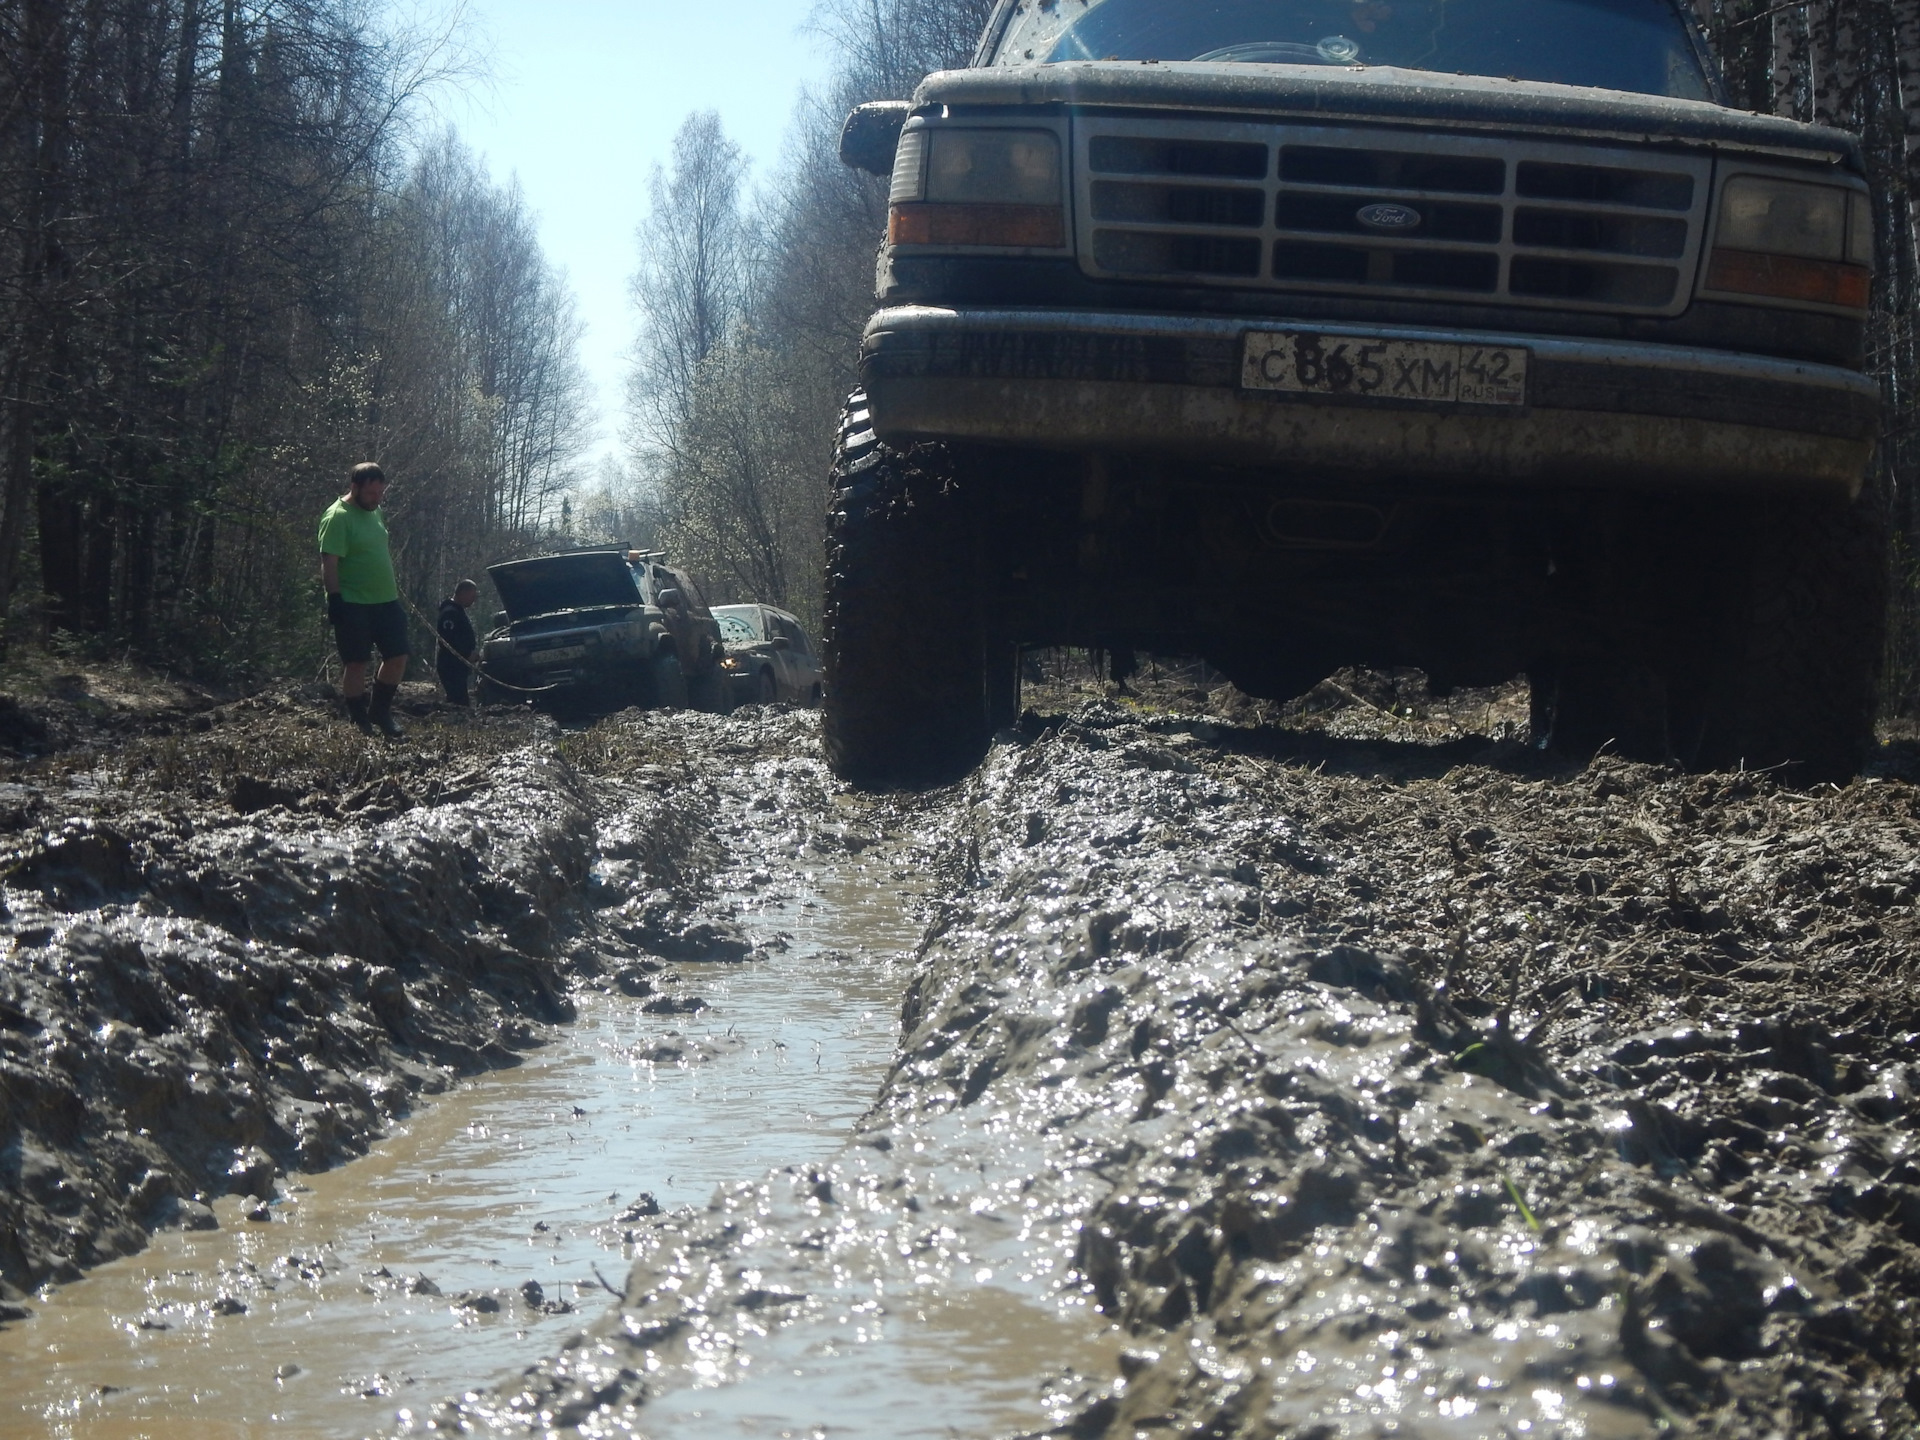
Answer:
[{"left": 488, "top": 551, "right": 641, "bottom": 621}]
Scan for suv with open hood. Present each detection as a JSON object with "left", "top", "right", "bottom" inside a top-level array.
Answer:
[
  {"left": 481, "top": 550, "right": 726, "bottom": 711},
  {"left": 824, "top": 0, "right": 1884, "bottom": 786}
]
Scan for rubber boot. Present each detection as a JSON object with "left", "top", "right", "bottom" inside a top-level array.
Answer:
[
  {"left": 345, "top": 693, "right": 374, "bottom": 734},
  {"left": 369, "top": 681, "right": 405, "bottom": 740}
]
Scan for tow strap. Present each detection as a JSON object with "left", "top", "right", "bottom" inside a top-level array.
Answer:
[{"left": 399, "top": 593, "right": 560, "bottom": 696}]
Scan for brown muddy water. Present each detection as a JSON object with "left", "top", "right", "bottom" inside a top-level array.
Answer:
[{"left": 0, "top": 854, "right": 1101, "bottom": 1439}]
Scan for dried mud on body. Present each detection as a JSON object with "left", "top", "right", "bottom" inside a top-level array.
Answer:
[{"left": 408, "top": 699, "right": 1919, "bottom": 1439}]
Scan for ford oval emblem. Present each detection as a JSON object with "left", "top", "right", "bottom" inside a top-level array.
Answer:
[{"left": 1357, "top": 202, "right": 1422, "bottom": 231}]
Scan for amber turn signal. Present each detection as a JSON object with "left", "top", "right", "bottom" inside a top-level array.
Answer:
[
  {"left": 888, "top": 203, "right": 1066, "bottom": 249},
  {"left": 1706, "top": 247, "right": 1871, "bottom": 310}
]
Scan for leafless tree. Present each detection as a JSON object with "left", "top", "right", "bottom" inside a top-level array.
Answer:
[
  {"left": 628, "top": 110, "right": 750, "bottom": 459},
  {"left": 0, "top": 0, "right": 583, "bottom": 676},
  {"left": 625, "top": 1, "right": 991, "bottom": 627},
  {"left": 371, "top": 134, "right": 590, "bottom": 605}
]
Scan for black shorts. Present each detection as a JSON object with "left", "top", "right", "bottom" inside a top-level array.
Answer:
[{"left": 333, "top": 598, "right": 410, "bottom": 665}]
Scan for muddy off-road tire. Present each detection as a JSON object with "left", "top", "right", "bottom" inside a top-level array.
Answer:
[
  {"left": 687, "top": 666, "right": 728, "bottom": 714},
  {"left": 1534, "top": 492, "right": 1884, "bottom": 782},
  {"left": 650, "top": 649, "right": 688, "bottom": 710},
  {"left": 823, "top": 392, "right": 989, "bottom": 789},
  {"left": 1698, "top": 493, "right": 1886, "bottom": 782}
]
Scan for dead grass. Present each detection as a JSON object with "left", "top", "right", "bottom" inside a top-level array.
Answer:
[
  {"left": 10, "top": 685, "right": 539, "bottom": 808},
  {"left": 1021, "top": 650, "right": 1531, "bottom": 747},
  {"left": 0, "top": 647, "right": 228, "bottom": 713}
]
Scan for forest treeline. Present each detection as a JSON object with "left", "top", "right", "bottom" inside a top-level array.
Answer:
[{"left": 0, "top": 0, "right": 587, "bottom": 675}]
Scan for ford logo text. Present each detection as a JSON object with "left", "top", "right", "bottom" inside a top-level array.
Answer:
[{"left": 1356, "top": 203, "right": 1422, "bottom": 231}]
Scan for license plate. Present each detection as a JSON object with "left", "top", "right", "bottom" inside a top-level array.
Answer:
[
  {"left": 1242, "top": 331, "right": 1528, "bottom": 406},
  {"left": 532, "top": 644, "right": 587, "bottom": 664}
]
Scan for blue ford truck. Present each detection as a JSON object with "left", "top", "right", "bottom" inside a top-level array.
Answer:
[{"left": 822, "top": 0, "right": 1883, "bottom": 786}]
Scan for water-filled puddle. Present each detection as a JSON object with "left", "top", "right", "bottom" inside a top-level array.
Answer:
[
  {"left": 0, "top": 862, "right": 926, "bottom": 1437},
  {"left": 640, "top": 1283, "right": 1114, "bottom": 1440}
]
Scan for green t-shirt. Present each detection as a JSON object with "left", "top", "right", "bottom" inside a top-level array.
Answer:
[{"left": 317, "top": 497, "right": 398, "bottom": 605}]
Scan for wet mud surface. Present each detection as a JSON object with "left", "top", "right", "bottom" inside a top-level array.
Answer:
[
  {"left": 0, "top": 694, "right": 600, "bottom": 1303},
  {"left": 397, "top": 697, "right": 1916, "bottom": 1438},
  {"left": 2, "top": 676, "right": 1918, "bottom": 1437},
  {"left": 0, "top": 781, "right": 920, "bottom": 1436}
]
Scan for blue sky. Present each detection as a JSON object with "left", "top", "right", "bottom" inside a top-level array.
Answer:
[{"left": 441, "top": 0, "right": 836, "bottom": 473}]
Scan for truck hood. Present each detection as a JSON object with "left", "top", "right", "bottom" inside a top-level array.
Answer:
[
  {"left": 919, "top": 62, "right": 1860, "bottom": 168},
  {"left": 488, "top": 551, "right": 642, "bottom": 621}
]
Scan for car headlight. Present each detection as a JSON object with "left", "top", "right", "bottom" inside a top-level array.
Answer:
[
  {"left": 889, "top": 128, "right": 1066, "bottom": 249},
  {"left": 1706, "top": 175, "right": 1870, "bottom": 311},
  {"left": 721, "top": 657, "right": 741, "bottom": 671}
]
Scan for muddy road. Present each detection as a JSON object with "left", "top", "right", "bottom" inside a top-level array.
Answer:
[{"left": 0, "top": 674, "right": 1916, "bottom": 1437}]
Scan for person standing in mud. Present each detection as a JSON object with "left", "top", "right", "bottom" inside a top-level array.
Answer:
[
  {"left": 318, "top": 462, "right": 410, "bottom": 739},
  {"left": 436, "top": 580, "right": 481, "bottom": 705}
]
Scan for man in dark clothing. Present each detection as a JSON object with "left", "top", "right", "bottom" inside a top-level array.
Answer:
[{"left": 437, "top": 580, "right": 481, "bottom": 705}]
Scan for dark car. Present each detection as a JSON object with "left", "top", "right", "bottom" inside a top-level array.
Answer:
[
  {"left": 480, "top": 549, "right": 727, "bottom": 711},
  {"left": 713, "top": 604, "right": 825, "bottom": 706},
  {"left": 826, "top": 0, "right": 1883, "bottom": 787}
]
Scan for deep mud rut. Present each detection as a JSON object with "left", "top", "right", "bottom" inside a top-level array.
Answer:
[
  {"left": 1, "top": 680, "right": 1917, "bottom": 1438},
  {"left": 0, "top": 787, "right": 930, "bottom": 1435}
]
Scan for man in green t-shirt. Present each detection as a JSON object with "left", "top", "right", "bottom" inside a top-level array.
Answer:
[{"left": 318, "top": 462, "right": 410, "bottom": 738}]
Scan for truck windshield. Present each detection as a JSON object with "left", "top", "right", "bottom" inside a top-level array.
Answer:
[{"left": 990, "top": 0, "right": 1712, "bottom": 102}]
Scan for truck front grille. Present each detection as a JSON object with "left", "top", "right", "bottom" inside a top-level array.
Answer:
[{"left": 1077, "top": 120, "right": 1711, "bottom": 316}]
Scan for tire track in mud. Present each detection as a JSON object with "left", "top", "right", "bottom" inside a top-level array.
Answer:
[
  {"left": 410, "top": 701, "right": 1918, "bottom": 1439},
  {"left": 462, "top": 707, "right": 1125, "bottom": 1440},
  {"left": 0, "top": 705, "right": 605, "bottom": 1306},
  {"left": 0, "top": 707, "right": 944, "bottom": 1435}
]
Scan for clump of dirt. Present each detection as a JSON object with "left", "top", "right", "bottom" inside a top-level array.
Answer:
[
  {"left": 1269, "top": 665, "right": 1532, "bottom": 744},
  {"left": 0, "top": 687, "right": 909, "bottom": 1323},
  {"left": 7, "top": 659, "right": 1908, "bottom": 1434},
  {"left": 1020, "top": 702, "right": 1919, "bottom": 1436},
  {"left": 1005, "top": 706, "right": 1920, "bottom": 1436},
  {"left": 556, "top": 703, "right": 881, "bottom": 978},
  {"left": 397, "top": 695, "right": 1917, "bottom": 1438}
]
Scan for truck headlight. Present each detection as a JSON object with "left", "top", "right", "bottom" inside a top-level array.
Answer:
[
  {"left": 888, "top": 129, "right": 1066, "bottom": 249},
  {"left": 1706, "top": 175, "right": 1870, "bottom": 310}
]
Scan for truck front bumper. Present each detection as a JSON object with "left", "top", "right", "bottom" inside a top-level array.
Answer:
[{"left": 860, "top": 307, "right": 1881, "bottom": 494}]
